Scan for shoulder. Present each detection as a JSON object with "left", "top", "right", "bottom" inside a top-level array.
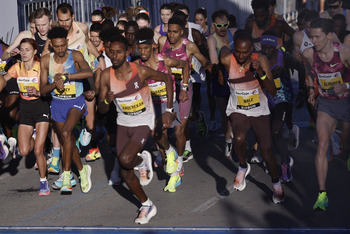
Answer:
[
  {"left": 154, "top": 25, "right": 161, "bottom": 32},
  {"left": 339, "top": 43, "right": 350, "bottom": 55},
  {"left": 228, "top": 28, "right": 237, "bottom": 35},
  {"left": 158, "top": 36, "right": 167, "bottom": 45},
  {"left": 293, "top": 30, "right": 303, "bottom": 42},
  {"left": 245, "top": 20, "right": 254, "bottom": 31},
  {"left": 40, "top": 53, "right": 50, "bottom": 64},
  {"left": 76, "top": 21, "right": 88, "bottom": 34},
  {"left": 303, "top": 47, "right": 314, "bottom": 61}
]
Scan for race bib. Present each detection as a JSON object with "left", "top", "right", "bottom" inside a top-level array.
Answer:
[
  {"left": 149, "top": 82, "right": 167, "bottom": 102},
  {"left": 171, "top": 67, "right": 182, "bottom": 80},
  {"left": 236, "top": 89, "right": 260, "bottom": 110},
  {"left": 0, "top": 61, "right": 6, "bottom": 73},
  {"left": 116, "top": 93, "right": 146, "bottom": 116},
  {"left": 54, "top": 81, "right": 76, "bottom": 98},
  {"left": 274, "top": 78, "right": 281, "bottom": 89},
  {"left": 191, "top": 62, "right": 195, "bottom": 74},
  {"left": 318, "top": 72, "right": 343, "bottom": 91},
  {"left": 17, "top": 77, "right": 40, "bottom": 97}
]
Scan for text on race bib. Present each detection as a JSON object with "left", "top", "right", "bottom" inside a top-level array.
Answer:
[
  {"left": 236, "top": 89, "right": 260, "bottom": 110},
  {"left": 54, "top": 81, "right": 76, "bottom": 98},
  {"left": 116, "top": 93, "right": 146, "bottom": 116},
  {"left": 318, "top": 72, "right": 343, "bottom": 90},
  {"left": 149, "top": 82, "right": 167, "bottom": 101},
  {"left": 17, "top": 77, "right": 40, "bottom": 96}
]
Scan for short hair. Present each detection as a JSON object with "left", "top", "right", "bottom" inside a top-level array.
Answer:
[
  {"left": 228, "top": 14, "right": 237, "bottom": 28},
  {"left": 173, "top": 10, "right": 187, "bottom": 23},
  {"left": 118, "top": 13, "right": 130, "bottom": 21},
  {"left": 251, "top": 0, "right": 269, "bottom": 12},
  {"left": 126, "top": 20, "right": 139, "bottom": 30},
  {"left": 234, "top": 29, "right": 253, "bottom": 46},
  {"left": 90, "top": 23, "right": 103, "bottom": 33},
  {"left": 101, "top": 19, "right": 115, "bottom": 30},
  {"left": 168, "top": 15, "right": 186, "bottom": 28},
  {"left": 174, "top": 4, "right": 190, "bottom": 14},
  {"left": 310, "top": 18, "right": 334, "bottom": 35},
  {"left": 305, "top": 10, "right": 319, "bottom": 23},
  {"left": 211, "top": 9, "right": 229, "bottom": 22},
  {"left": 160, "top": 3, "right": 173, "bottom": 12},
  {"left": 327, "top": 0, "right": 342, "bottom": 4},
  {"left": 116, "top": 20, "right": 127, "bottom": 29},
  {"left": 135, "top": 13, "right": 150, "bottom": 23},
  {"left": 332, "top": 13, "right": 346, "bottom": 23},
  {"left": 57, "top": 3, "right": 74, "bottom": 16},
  {"left": 34, "top": 8, "right": 52, "bottom": 21},
  {"left": 47, "top": 27, "right": 68, "bottom": 40},
  {"left": 135, "top": 27, "right": 154, "bottom": 41},
  {"left": 29, "top": 12, "right": 36, "bottom": 23},
  {"left": 102, "top": 29, "right": 128, "bottom": 50},
  {"left": 101, "top": 6, "right": 118, "bottom": 20},
  {"left": 269, "top": 0, "right": 277, "bottom": 6},
  {"left": 195, "top": 7, "right": 207, "bottom": 19},
  {"left": 91, "top": 9, "right": 105, "bottom": 20}
]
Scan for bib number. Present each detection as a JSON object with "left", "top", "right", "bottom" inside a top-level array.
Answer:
[
  {"left": 236, "top": 89, "right": 260, "bottom": 110},
  {"left": 116, "top": 93, "right": 146, "bottom": 116}
]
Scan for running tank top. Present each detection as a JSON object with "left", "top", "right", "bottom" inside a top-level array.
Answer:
[
  {"left": 68, "top": 22, "right": 90, "bottom": 65},
  {"left": 312, "top": 42, "right": 350, "bottom": 100},
  {"left": 213, "top": 29, "right": 234, "bottom": 55},
  {"left": 226, "top": 53, "right": 270, "bottom": 117},
  {"left": 159, "top": 23, "right": 167, "bottom": 36},
  {"left": 34, "top": 32, "right": 46, "bottom": 57},
  {"left": 299, "top": 30, "right": 313, "bottom": 53},
  {"left": 139, "top": 54, "right": 176, "bottom": 104},
  {"left": 110, "top": 62, "right": 155, "bottom": 130},
  {"left": 161, "top": 38, "right": 191, "bottom": 85},
  {"left": 48, "top": 50, "right": 83, "bottom": 100},
  {"left": 187, "top": 23, "right": 205, "bottom": 83},
  {"left": 252, "top": 17, "right": 283, "bottom": 51},
  {"left": 8, "top": 61, "right": 40, "bottom": 100}
]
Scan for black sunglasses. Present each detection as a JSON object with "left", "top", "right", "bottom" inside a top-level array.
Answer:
[{"left": 328, "top": 4, "right": 340, "bottom": 9}]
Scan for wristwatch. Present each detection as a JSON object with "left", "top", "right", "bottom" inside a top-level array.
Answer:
[
  {"left": 97, "top": 53, "right": 105, "bottom": 61},
  {"left": 165, "top": 107, "right": 174, "bottom": 113},
  {"left": 181, "top": 85, "right": 189, "bottom": 91}
]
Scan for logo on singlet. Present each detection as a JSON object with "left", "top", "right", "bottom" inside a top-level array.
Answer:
[
  {"left": 330, "top": 63, "right": 339, "bottom": 68},
  {"left": 134, "top": 82, "right": 139, "bottom": 89},
  {"left": 141, "top": 138, "right": 145, "bottom": 144},
  {"left": 304, "top": 42, "right": 309, "bottom": 47},
  {"left": 176, "top": 53, "right": 184, "bottom": 56}
]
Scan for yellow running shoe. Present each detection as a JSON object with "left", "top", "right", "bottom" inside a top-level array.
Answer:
[
  {"left": 163, "top": 175, "right": 182, "bottom": 192},
  {"left": 313, "top": 192, "right": 329, "bottom": 211}
]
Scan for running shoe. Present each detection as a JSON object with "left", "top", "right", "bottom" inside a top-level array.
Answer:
[
  {"left": 233, "top": 163, "right": 251, "bottom": 191},
  {"left": 79, "top": 165, "right": 92, "bottom": 193},
  {"left": 0, "top": 141, "right": 5, "bottom": 160},
  {"left": 85, "top": 148, "right": 101, "bottom": 162},
  {"left": 32, "top": 129, "right": 36, "bottom": 140},
  {"left": 195, "top": 111, "right": 208, "bottom": 137},
  {"left": 177, "top": 158, "right": 184, "bottom": 176},
  {"left": 39, "top": 179, "right": 50, "bottom": 196},
  {"left": 153, "top": 151, "right": 164, "bottom": 168},
  {"left": 138, "top": 151, "right": 153, "bottom": 186},
  {"left": 272, "top": 181, "right": 285, "bottom": 204},
  {"left": 225, "top": 141, "right": 232, "bottom": 158},
  {"left": 60, "top": 171, "right": 73, "bottom": 194},
  {"left": 279, "top": 163, "right": 293, "bottom": 183},
  {"left": 313, "top": 192, "right": 329, "bottom": 211},
  {"left": 288, "top": 125, "right": 300, "bottom": 150},
  {"left": 165, "top": 148, "right": 178, "bottom": 174},
  {"left": 289, "top": 156, "right": 294, "bottom": 167},
  {"left": 250, "top": 148, "right": 262, "bottom": 164},
  {"left": 164, "top": 175, "right": 182, "bottom": 192},
  {"left": 108, "top": 179, "right": 121, "bottom": 186},
  {"left": 134, "top": 203, "right": 157, "bottom": 224},
  {"left": 208, "top": 120, "right": 217, "bottom": 131},
  {"left": 52, "top": 172, "right": 77, "bottom": 190},
  {"left": 183, "top": 150, "right": 193, "bottom": 162},
  {"left": 79, "top": 128, "right": 92, "bottom": 146},
  {"left": 48, "top": 157, "right": 60, "bottom": 174},
  {"left": 3, "top": 137, "right": 17, "bottom": 164},
  {"left": 331, "top": 130, "right": 343, "bottom": 156}
]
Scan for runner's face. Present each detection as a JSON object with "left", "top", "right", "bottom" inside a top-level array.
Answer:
[
  {"left": 254, "top": 8, "right": 268, "bottom": 28},
  {"left": 213, "top": 16, "right": 229, "bottom": 37},
  {"left": 125, "top": 26, "right": 137, "bottom": 46},
  {"left": 108, "top": 41, "right": 127, "bottom": 68},
  {"left": 333, "top": 19, "right": 345, "bottom": 36},
  {"left": 137, "top": 44, "right": 153, "bottom": 62},
  {"left": 233, "top": 39, "right": 253, "bottom": 65},
  {"left": 261, "top": 44, "right": 276, "bottom": 59},
  {"left": 35, "top": 15, "right": 51, "bottom": 37},
  {"left": 310, "top": 27, "right": 330, "bottom": 52},
  {"left": 161, "top": 9, "right": 172, "bottom": 24},
  {"left": 328, "top": 1, "right": 342, "bottom": 16},
  {"left": 58, "top": 10, "right": 74, "bottom": 31},
  {"left": 167, "top": 24, "right": 183, "bottom": 44},
  {"left": 51, "top": 38, "right": 68, "bottom": 57},
  {"left": 20, "top": 42, "right": 36, "bottom": 62},
  {"left": 297, "top": 18, "right": 305, "bottom": 31},
  {"left": 91, "top": 15, "right": 103, "bottom": 24},
  {"left": 195, "top": 13, "right": 207, "bottom": 28},
  {"left": 90, "top": 31, "right": 101, "bottom": 48},
  {"left": 136, "top": 19, "right": 150, "bottom": 29}
]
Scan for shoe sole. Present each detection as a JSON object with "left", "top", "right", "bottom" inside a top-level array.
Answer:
[
  {"left": 52, "top": 180, "right": 77, "bottom": 190},
  {"left": 135, "top": 205, "right": 157, "bottom": 224},
  {"left": 81, "top": 165, "right": 92, "bottom": 193},
  {"left": 233, "top": 164, "right": 251, "bottom": 191},
  {"left": 79, "top": 129, "right": 91, "bottom": 147},
  {"left": 60, "top": 186, "right": 73, "bottom": 194},
  {"left": 139, "top": 151, "right": 153, "bottom": 186},
  {"left": 39, "top": 191, "right": 50, "bottom": 196},
  {"left": 272, "top": 194, "right": 285, "bottom": 204},
  {"left": 48, "top": 168, "right": 60, "bottom": 174}
]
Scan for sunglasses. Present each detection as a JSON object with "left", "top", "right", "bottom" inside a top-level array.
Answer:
[
  {"left": 328, "top": 4, "right": 340, "bottom": 9},
  {"left": 214, "top": 22, "right": 229, "bottom": 29},
  {"left": 92, "top": 20, "right": 103, "bottom": 24}
]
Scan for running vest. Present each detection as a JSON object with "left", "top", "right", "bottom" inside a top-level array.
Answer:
[
  {"left": 299, "top": 30, "right": 313, "bottom": 53},
  {"left": 161, "top": 38, "right": 191, "bottom": 85},
  {"left": 48, "top": 50, "right": 83, "bottom": 100},
  {"left": 226, "top": 53, "right": 270, "bottom": 117},
  {"left": 312, "top": 42, "right": 350, "bottom": 100},
  {"left": 8, "top": 61, "right": 40, "bottom": 100},
  {"left": 159, "top": 23, "right": 167, "bottom": 36},
  {"left": 110, "top": 62, "right": 155, "bottom": 130},
  {"left": 34, "top": 32, "right": 46, "bottom": 56},
  {"left": 252, "top": 17, "right": 283, "bottom": 51},
  {"left": 68, "top": 22, "right": 90, "bottom": 65},
  {"left": 139, "top": 54, "right": 176, "bottom": 104},
  {"left": 213, "top": 29, "right": 234, "bottom": 56},
  {"left": 188, "top": 23, "right": 205, "bottom": 83}
]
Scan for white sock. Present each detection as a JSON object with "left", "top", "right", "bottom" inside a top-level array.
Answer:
[
  {"left": 177, "top": 156, "right": 183, "bottom": 171},
  {"left": 185, "top": 140, "right": 191, "bottom": 151},
  {"left": 165, "top": 146, "right": 174, "bottom": 155},
  {"left": 142, "top": 198, "right": 152, "bottom": 206},
  {"left": 226, "top": 138, "right": 232, "bottom": 144},
  {"left": 40, "top": 177, "right": 47, "bottom": 182}
]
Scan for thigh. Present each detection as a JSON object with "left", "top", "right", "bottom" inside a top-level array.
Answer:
[
  {"left": 251, "top": 115, "right": 272, "bottom": 149},
  {"left": 34, "top": 122, "right": 49, "bottom": 149},
  {"left": 230, "top": 113, "right": 250, "bottom": 140},
  {"left": 316, "top": 111, "right": 338, "bottom": 143},
  {"left": 18, "top": 124, "right": 34, "bottom": 149}
]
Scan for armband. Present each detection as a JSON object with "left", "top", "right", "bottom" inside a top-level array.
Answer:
[{"left": 104, "top": 99, "right": 110, "bottom": 105}]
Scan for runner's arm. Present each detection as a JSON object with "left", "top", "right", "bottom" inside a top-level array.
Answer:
[{"left": 97, "top": 68, "right": 111, "bottom": 114}]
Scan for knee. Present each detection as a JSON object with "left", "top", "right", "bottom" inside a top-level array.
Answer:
[
  {"left": 61, "top": 129, "right": 71, "bottom": 142},
  {"left": 19, "top": 146, "right": 30, "bottom": 157},
  {"left": 34, "top": 146, "right": 44, "bottom": 158},
  {"left": 234, "top": 134, "right": 246, "bottom": 145},
  {"left": 118, "top": 154, "right": 134, "bottom": 170}
]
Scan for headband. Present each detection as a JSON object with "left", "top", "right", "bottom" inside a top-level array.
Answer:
[
  {"left": 261, "top": 35, "right": 277, "bottom": 47},
  {"left": 136, "top": 39, "right": 154, "bottom": 45}
]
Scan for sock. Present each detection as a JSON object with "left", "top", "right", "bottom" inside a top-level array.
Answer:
[
  {"left": 142, "top": 198, "right": 152, "bottom": 206},
  {"left": 171, "top": 171, "right": 179, "bottom": 177},
  {"left": 185, "top": 140, "right": 191, "bottom": 151},
  {"left": 176, "top": 156, "right": 183, "bottom": 171},
  {"left": 53, "top": 147, "right": 60, "bottom": 159},
  {"left": 239, "top": 162, "right": 247, "bottom": 169},
  {"left": 40, "top": 177, "right": 47, "bottom": 182},
  {"left": 165, "top": 146, "right": 174, "bottom": 155},
  {"left": 226, "top": 138, "right": 232, "bottom": 144}
]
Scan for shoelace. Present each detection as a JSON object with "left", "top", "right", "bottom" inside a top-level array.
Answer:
[{"left": 273, "top": 183, "right": 283, "bottom": 196}]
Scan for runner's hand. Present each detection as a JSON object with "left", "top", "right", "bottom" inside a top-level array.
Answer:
[
  {"left": 27, "top": 86, "right": 40, "bottom": 97},
  {"left": 54, "top": 73, "right": 65, "bottom": 92},
  {"left": 333, "top": 83, "right": 347, "bottom": 95},
  {"left": 179, "top": 90, "right": 188, "bottom": 102},
  {"left": 308, "top": 89, "right": 316, "bottom": 106},
  {"left": 106, "top": 91, "right": 115, "bottom": 104},
  {"left": 84, "top": 90, "right": 95, "bottom": 101},
  {"left": 162, "top": 112, "right": 175, "bottom": 129}
]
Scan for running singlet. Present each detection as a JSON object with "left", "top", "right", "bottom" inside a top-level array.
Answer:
[
  {"left": 299, "top": 30, "right": 313, "bottom": 53},
  {"left": 68, "top": 22, "right": 90, "bottom": 65},
  {"left": 252, "top": 17, "right": 283, "bottom": 51},
  {"left": 312, "top": 42, "right": 350, "bottom": 100},
  {"left": 226, "top": 53, "right": 270, "bottom": 117},
  {"left": 48, "top": 50, "right": 83, "bottom": 100},
  {"left": 139, "top": 54, "right": 175, "bottom": 104},
  {"left": 161, "top": 38, "right": 191, "bottom": 85},
  {"left": 110, "top": 62, "right": 155, "bottom": 130},
  {"left": 34, "top": 32, "right": 46, "bottom": 56},
  {"left": 188, "top": 23, "right": 205, "bottom": 83},
  {"left": 159, "top": 23, "right": 167, "bottom": 36},
  {"left": 8, "top": 61, "right": 40, "bottom": 100}
]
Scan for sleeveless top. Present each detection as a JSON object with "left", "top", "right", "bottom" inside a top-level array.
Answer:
[
  {"left": 159, "top": 23, "right": 167, "bottom": 36},
  {"left": 68, "top": 22, "right": 90, "bottom": 64},
  {"left": 299, "top": 30, "right": 313, "bottom": 53},
  {"left": 139, "top": 54, "right": 176, "bottom": 104},
  {"left": 34, "top": 32, "right": 46, "bottom": 57},
  {"left": 48, "top": 50, "right": 83, "bottom": 100},
  {"left": 226, "top": 53, "right": 270, "bottom": 117},
  {"left": 213, "top": 29, "right": 234, "bottom": 55},
  {"left": 187, "top": 23, "right": 205, "bottom": 83},
  {"left": 8, "top": 61, "right": 40, "bottom": 100},
  {"left": 161, "top": 38, "right": 191, "bottom": 85},
  {"left": 252, "top": 17, "right": 283, "bottom": 51},
  {"left": 110, "top": 62, "right": 155, "bottom": 130},
  {"left": 312, "top": 42, "right": 350, "bottom": 100}
]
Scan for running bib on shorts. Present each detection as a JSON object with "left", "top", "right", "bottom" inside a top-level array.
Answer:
[
  {"left": 116, "top": 93, "right": 146, "bottom": 116},
  {"left": 236, "top": 89, "right": 260, "bottom": 110},
  {"left": 274, "top": 78, "right": 281, "bottom": 89},
  {"left": 149, "top": 82, "right": 167, "bottom": 102},
  {"left": 318, "top": 72, "right": 343, "bottom": 93},
  {"left": 54, "top": 81, "right": 76, "bottom": 98},
  {"left": 17, "top": 77, "right": 40, "bottom": 97}
]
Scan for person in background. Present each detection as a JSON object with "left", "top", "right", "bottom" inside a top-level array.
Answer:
[{"left": 154, "top": 4, "right": 174, "bottom": 43}]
